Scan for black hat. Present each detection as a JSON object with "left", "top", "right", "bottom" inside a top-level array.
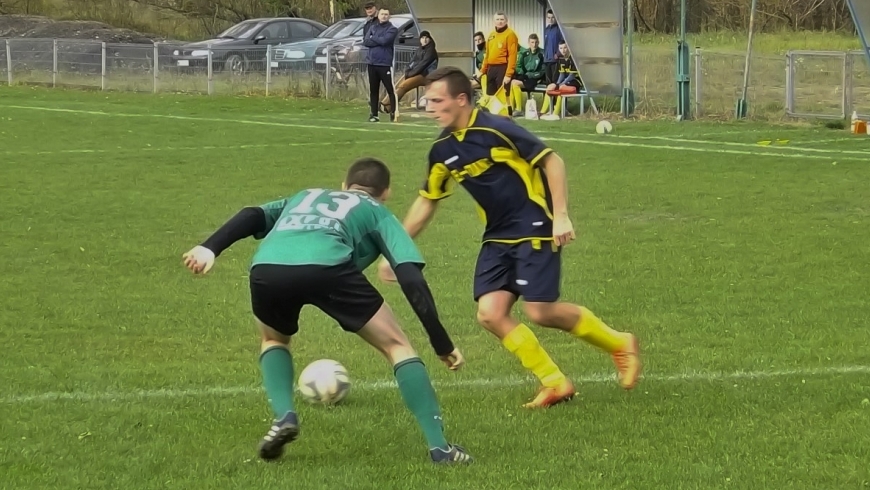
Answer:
[
  {"left": 364, "top": 2, "right": 376, "bottom": 8},
  {"left": 420, "top": 30, "right": 431, "bottom": 39}
]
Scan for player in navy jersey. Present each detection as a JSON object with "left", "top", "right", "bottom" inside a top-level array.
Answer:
[{"left": 379, "top": 66, "right": 642, "bottom": 408}]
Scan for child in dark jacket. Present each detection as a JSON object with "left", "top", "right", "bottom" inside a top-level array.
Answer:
[{"left": 380, "top": 31, "right": 438, "bottom": 113}]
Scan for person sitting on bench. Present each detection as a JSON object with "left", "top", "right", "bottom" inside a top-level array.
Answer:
[
  {"left": 381, "top": 30, "right": 438, "bottom": 113},
  {"left": 509, "top": 33, "right": 545, "bottom": 118},
  {"left": 541, "top": 41, "right": 581, "bottom": 120}
]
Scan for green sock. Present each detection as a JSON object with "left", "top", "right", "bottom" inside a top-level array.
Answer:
[
  {"left": 394, "top": 358, "right": 449, "bottom": 451},
  {"left": 259, "top": 346, "right": 295, "bottom": 418}
]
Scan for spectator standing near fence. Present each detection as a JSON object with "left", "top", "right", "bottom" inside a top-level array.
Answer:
[
  {"left": 381, "top": 31, "right": 438, "bottom": 113},
  {"left": 364, "top": 8, "right": 399, "bottom": 122},
  {"left": 543, "top": 9, "right": 563, "bottom": 85},
  {"left": 480, "top": 12, "right": 519, "bottom": 114}
]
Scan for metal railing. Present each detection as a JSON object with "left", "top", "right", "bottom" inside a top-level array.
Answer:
[{"left": 1, "top": 38, "right": 867, "bottom": 120}]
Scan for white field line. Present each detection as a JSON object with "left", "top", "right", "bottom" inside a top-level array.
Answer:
[
  {"left": 1, "top": 138, "right": 430, "bottom": 157},
  {"left": 1, "top": 104, "right": 863, "bottom": 162},
  {"left": 539, "top": 136, "right": 866, "bottom": 162},
  {"left": 3, "top": 365, "right": 868, "bottom": 405}
]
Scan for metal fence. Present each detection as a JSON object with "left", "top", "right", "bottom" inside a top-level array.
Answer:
[{"left": 1, "top": 37, "right": 868, "bottom": 120}]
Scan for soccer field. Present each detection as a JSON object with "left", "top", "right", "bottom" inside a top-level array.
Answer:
[{"left": 1, "top": 86, "right": 869, "bottom": 489}]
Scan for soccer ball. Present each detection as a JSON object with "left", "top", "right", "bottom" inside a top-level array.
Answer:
[
  {"left": 596, "top": 120, "right": 613, "bottom": 134},
  {"left": 297, "top": 359, "right": 350, "bottom": 405}
]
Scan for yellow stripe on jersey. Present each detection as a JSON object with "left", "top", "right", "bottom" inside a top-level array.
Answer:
[{"left": 419, "top": 162, "right": 454, "bottom": 200}]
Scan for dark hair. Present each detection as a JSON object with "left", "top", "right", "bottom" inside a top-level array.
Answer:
[
  {"left": 345, "top": 157, "right": 390, "bottom": 196},
  {"left": 529, "top": 33, "right": 539, "bottom": 41},
  {"left": 559, "top": 40, "right": 568, "bottom": 46},
  {"left": 425, "top": 66, "right": 473, "bottom": 103},
  {"left": 378, "top": 7, "right": 389, "bottom": 13},
  {"left": 474, "top": 31, "right": 485, "bottom": 39},
  {"left": 364, "top": 2, "right": 376, "bottom": 9},
  {"left": 495, "top": 11, "right": 506, "bottom": 17},
  {"left": 547, "top": 9, "right": 553, "bottom": 14}
]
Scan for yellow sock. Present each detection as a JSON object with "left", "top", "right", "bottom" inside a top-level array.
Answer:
[
  {"left": 570, "top": 307, "right": 627, "bottom": 353},
  {"left": 501, "top": 323, "right": 566, "bottom": 388}
]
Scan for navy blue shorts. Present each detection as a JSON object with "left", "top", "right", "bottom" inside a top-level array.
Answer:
[{"left": 473, "top": 241, "right": 561, "bottom": 302}]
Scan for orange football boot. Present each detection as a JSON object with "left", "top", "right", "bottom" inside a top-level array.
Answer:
[
  {"left": 612, "top": 333, "right": 641, "bottom": 389},
  {"left": 521, "top": 379, "right": 577, "bottom": 408}
]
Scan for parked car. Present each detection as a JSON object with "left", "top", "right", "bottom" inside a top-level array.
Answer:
[
  {"left": 171, "top": 17, "right": 327, "bottom": 74},
  {"left": 317, "top": 14, "right": 420, "bottom": 73},
  {"left": 271, "top": 17, "right": 368, "bottom": 71}
]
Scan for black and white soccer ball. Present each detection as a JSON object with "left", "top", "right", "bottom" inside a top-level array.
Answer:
[{"left": 297, "top": 359, "right": 350, "bottom": 405}]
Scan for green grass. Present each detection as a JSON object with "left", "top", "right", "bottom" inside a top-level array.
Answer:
[{"left": 1, "top": 86, "right": 870, "bottom": 489}]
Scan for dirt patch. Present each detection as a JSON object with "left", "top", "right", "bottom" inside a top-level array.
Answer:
[{"left": 0, "top": 14, "right": 170, "bottom": 43}]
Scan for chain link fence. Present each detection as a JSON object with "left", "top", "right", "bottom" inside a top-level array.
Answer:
[{"left": 1, "top": 37, "right": 867, "bottom": 120}]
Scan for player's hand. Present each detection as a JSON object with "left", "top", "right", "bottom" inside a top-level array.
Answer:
[
  {"left": 552, "top": 214, "right": 576, "bottom": 246},
  {"left": 503, "top": 76, "right": 512, "bottom": 86},
  {"left": 438, "top": 348, "right": 465, "bottom": 371},
  {"left": 377, "top": 257, "right": 397, "bottom": 283},
  {"left": 182, "top": 245, "right": 215, "bottom": 274}
]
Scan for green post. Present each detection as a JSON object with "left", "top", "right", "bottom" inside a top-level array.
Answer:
[
  {"left": 736, "top": 0, "right": 759, "bottom": 119},
  {"left": 676, "top": 0, "right": 690, "bottom": 120},
  {"left": 622, "top": 0, "right": 635, "bottom": 117}
]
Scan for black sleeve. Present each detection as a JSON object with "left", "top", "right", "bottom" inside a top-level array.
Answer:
[
  {"left": 393, "top": 262, "right": 455, "bottom": 356},
  {"left": 200, "top": 207, "right": 267, "bottom": 257}
]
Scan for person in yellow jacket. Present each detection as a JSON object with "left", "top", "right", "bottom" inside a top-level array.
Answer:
[{"left": 480, "top": 12, "right": 519, "bottom": 114}]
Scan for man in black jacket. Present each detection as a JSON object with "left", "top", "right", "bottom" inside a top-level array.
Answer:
[
  {"left": 380, "top": 30, "right": 438, "bottom": 113},
  {"left": 364, "top": 7, "right": 399, "bottom": 122}
]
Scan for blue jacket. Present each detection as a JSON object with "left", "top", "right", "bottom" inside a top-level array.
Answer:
[
  {"left": 543, "top": 24, "right": 563, "bottom": 63},
  {"left": 364, "top": 21, "right": 398, "bottom": 67}
]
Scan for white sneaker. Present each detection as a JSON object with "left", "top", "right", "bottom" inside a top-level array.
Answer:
[{"left": 540, "top": 113, "right": 561, "bottom": 121}]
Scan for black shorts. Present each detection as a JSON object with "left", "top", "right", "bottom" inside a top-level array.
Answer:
[
  {"left": 473, "top": 240, "right": 561, "bottom": 303},
  {"left": 544, "top": 62, "right": 559, "bottom": 85},
  {"left": 514, "top": 74, "right": 543, "bottom": 92},
  {"left": 485, "top": 64, "right": 509, "bottom": 96},
  {"left": 249, "top": 262, "right": 384, "bottom": 336}
]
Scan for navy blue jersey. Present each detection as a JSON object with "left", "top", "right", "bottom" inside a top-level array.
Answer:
[{"left": 420, "top": 109, "right": 555, "bottom": 243}]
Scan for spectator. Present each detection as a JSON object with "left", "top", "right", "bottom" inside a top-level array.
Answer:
[
  {"left": 470, "top": 31, "right": 486, "bottom": 90},
  {"left": 362, "top": 2, "right": 378, "bottom": 39},
  {"left": 364, "top": 7, "right": 398, "bottom": 122},
  {"left": 543, "top": 9, "right": 563, "bottom": 85},
  {"left": 480, "top": 12, "right": 519, "bottom": 113},
  {"left": 541, "top": 40, "right": 581, "bottom": 120},
  {"left": 380, "top": 30, "right": 438, "bottom": 113},
  {"left": 509, "top": 33, "right": 545, "bottom": 117}
]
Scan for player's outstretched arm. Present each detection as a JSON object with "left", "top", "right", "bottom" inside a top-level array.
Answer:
[
  {"left": 182, "top": 207, "right": 268, "bottom": 274},
  {"left": 393, "top": 262, "right": 464, "bottom": 370},
  {"left": 403, "top": 196, "right": 439, "bottom": 239},
  {"left": 537, "top": 152, "right": 576, "bottom": 246}
]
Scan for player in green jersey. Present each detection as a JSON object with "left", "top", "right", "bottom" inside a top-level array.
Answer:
[{"left": 181, "top": 157, "right": 472, "bottom": 465}]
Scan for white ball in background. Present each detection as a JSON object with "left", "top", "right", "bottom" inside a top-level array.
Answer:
[{"left": 596, "top": 120, "right": 613, "bottom": 134}]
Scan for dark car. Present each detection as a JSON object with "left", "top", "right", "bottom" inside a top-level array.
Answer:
[
  {"left": 271, "top": 17, "right": 368, "bottom": 71},
  {"left": 171, "top": 18, "right": 327, "bottom": 74},
  {"left": 316, "top": 15, "right": 420, "bottom": 76}
]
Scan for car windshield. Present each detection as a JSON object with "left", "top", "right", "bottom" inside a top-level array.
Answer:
[
  {"left": 318, "top": 20, "right": 362, "bottom": 39},
  {"left": 217, "top": 20, "right": 262, "bottom": 39}
]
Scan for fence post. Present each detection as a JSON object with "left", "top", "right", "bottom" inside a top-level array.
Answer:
[
  {"left": 153, "top": 42, "right": 159, "bottom": 94},
  {"left": 694, "top": 47, "right": 702, "bottom": 118},
  {"left": 266, "top": 44, "right": 272, "bottom": 96},
  {"left": 5, "top": 39, "right": 11, "bottom": 86},
  {"left": 325, "top": 47, "right": 331, "bottom": 99},
  {"left": 207, "top": 43, "right": 213, "bottom": 95},
  {"left": 52, "top": 38, "right": 58, "bottom": 87},
  {"left": 845, "top": 52, "right": 855, "bottom": 116},
  {"left": 841, "top": 51, "right": 850, "bottom": 119},
  {"left": 786, "top": 51, "right": 792, "bottom": 115},
  {"left": 101, "top": 42, "right": 106, "bottom": 91}
]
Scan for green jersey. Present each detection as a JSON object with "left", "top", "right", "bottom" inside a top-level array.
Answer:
[{"left": 250, "top": 188, "right": 424, "bottom": 271}]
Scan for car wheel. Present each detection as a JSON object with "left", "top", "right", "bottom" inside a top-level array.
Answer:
[{"left": 224, "top": 54, "right": 246, "bottom": 75}]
